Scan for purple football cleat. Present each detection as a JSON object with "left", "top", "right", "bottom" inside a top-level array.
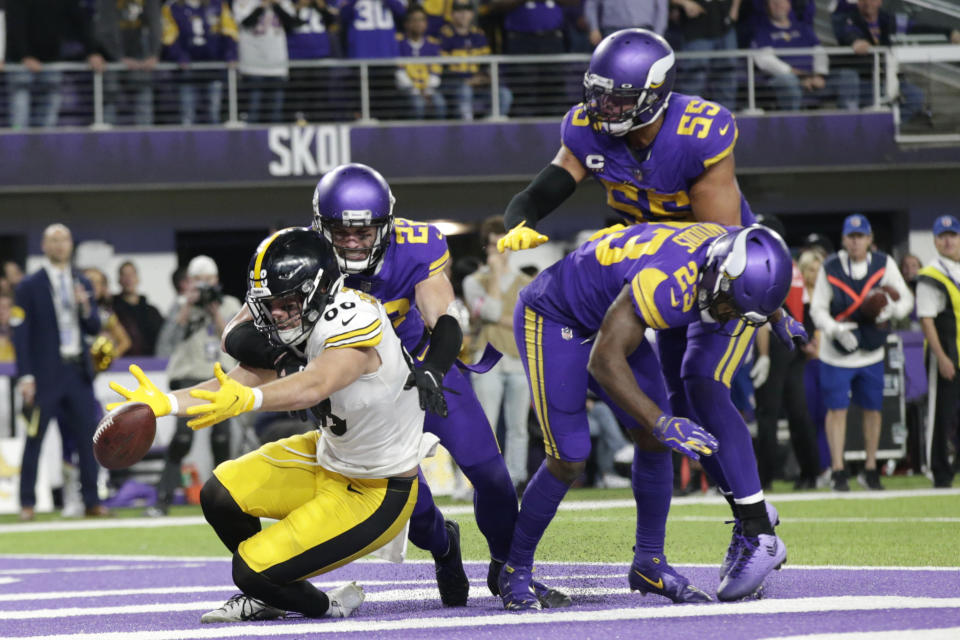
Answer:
[
  {"left": 717, "top": 533, "right": 787, "bottom": 601},
  {"left": 498, "top": 563, "right": 542, "bottom": 611},
  {"left": 629, "top": 553, "right": 712, "bottom": 603},
  {"left": 720, "top": 501, "right": 781, "bottom": 580}
]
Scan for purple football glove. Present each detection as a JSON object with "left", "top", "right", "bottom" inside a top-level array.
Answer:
[
  {"left": 771, "top": 312, "right": 808, "bottom": 350},
  {"left": 653, "top": 414, "right": 719, "bottom": 461}
]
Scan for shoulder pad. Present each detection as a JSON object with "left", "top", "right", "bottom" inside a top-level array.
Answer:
[{"left": 318, "top": 289, "right": 384, "bottom": 350}]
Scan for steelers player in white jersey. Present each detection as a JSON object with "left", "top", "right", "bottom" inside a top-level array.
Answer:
[{"left": 107, "top": 228, "right": 438, "bottom": 623}]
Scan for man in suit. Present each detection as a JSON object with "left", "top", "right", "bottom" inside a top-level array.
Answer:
[{"left": 13, "top": 223, "right": 108, "bottom": 521}]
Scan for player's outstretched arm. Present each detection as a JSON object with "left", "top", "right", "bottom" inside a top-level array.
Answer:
[
  {"left": 107, "top": 363, "right": 274, "bottom": 420},
  {"left": 499, "top": 150, "right": 582, "bottom": 253},
  {"left": 588, "top": 287, "right": 718, "bottom": 461},
  {"left": 186, "top": 346, "right": 374, "bottom": 429}
]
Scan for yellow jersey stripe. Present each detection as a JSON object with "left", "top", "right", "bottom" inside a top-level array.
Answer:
[
  {"left": 325, "top": 318, "right": 380, "bottom": 346},
  {"left": 535, "top": 312, "right": 557, "bottom": 458},
  {"left": 429, "top": 250, "right": 450, "bottom": 274},
  {"left": 252, "top": 230, "right": 284, "bottom": 287},
  {"left": 720, "top": 325, "right": 756, "bottom": 387},
  {"left": 524, "top": 308, "right": 556, "bottom": 458},
  {"left": 631, "top": 270, "right": 669, "bottom": 330},
  {"left": 326, "top": 333, "right": 383, "bottom": 350},
  {"left": 713, "top": 320, "right": 744, "bottom": 382},
  {"left": 703, "top": 125, "right": 738, "bottom": 168}
]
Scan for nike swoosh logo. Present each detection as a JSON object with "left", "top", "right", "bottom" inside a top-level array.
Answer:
[
  {"left": 346, "top": 483, "right": 363, "bottom": 495},
  {"left": 633, "top": 570, "right": 663, "bottom": 590},
  {"left": 342, "top": 314, "right": 357, "bottom": 326},
  {"left": 719, "top": 124, "right": 730, "bottom": 136}
]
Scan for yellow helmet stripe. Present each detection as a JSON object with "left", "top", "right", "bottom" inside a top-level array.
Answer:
[{"left": 252, "top": 231, "right": 284, "bottom": 287}]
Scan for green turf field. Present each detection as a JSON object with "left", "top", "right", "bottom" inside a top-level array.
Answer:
[{"left": 2, "top": 477, "right": 958, "bottom": 568}]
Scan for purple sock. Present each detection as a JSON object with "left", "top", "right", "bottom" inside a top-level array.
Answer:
[
  {"left": 460, "top": 457, "right": 517, "bottom": 562},
  {"left": 632, "top": 448, "right": 672, "bottom": 555},
  {"left": 685, "top": 376, "right": 763, "bottom": 499},
  {"left": 407, "top": 469, "right": 448, "bottom": 557},
  {"left": 507, "top": 462, "right": 570, "bottom": 568}
]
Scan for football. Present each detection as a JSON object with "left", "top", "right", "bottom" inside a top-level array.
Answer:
[
  {"left": 93, "top": 402, "right": 157, "bottom": 470},
  {"left": 860, "top": 289, "right": 889, "bottom": 321}
]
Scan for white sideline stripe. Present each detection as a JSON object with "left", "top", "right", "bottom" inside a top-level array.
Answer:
[
  {"left": 2, "top": 597, "right": 960, "bottom": 640},
  {"left": 762, "top": 629, "right": 960, "bottom": 640},
  {"left": 568, "top": 516, "right": 960, "bottom": 524},
  {"left": 0, "top": 563, "right": 207, "bottom": 576},
  {"left": 1, "top": 555, "right": 957, "bottom": 572},
  {"left": 1, "top": 487, "right": 957, "bottom": 534},
  {"left": 0, "top": 575, "right": 623, "bottom": 603}
]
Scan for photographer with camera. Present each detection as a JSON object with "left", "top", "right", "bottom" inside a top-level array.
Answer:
[{"left": 150, "top": 256, "right": 242, "bottom": 516}]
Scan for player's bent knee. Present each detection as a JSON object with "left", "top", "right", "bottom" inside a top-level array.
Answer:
[{"left": 545, "top": 456, "right": 585, "bottom": 485}]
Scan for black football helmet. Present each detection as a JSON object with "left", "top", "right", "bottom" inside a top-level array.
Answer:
[{"left": 247, "top": 227, "right": 343, "bottom": 348}]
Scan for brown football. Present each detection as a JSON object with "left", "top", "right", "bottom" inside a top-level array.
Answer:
[
  {"left": 860, "top": 289, "right": 889, "bottom": 321},
  {"left": 93, "top": 402, "right": 157, "bottom": 470}
]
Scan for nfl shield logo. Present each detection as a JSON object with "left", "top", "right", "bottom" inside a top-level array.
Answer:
[
  {"left": 633, "top": 169, "right": 643, "bottom": 181},
  {"left": 561, "top": 327, "right": 573, "bottom": 341}
]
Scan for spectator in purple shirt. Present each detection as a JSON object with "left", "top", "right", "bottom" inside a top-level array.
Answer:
[
  {"left": 287, "top": 0, "right": 340, "bottom": 123},
  {"left": 396, "top": 4, "right": 446, "bottom": 119},
  {"left": 162, "top": 0, "right": 239, "bottom": 126},
  {"left": 751, "top": 0, "right": 858, "bottom": 111},
  {"left": 337, "top": 0, "right": 408, "bottom": 119}
]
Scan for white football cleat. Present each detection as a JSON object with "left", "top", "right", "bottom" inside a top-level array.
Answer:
[
  {"left": 327, "top": 581, "right": 365, "bottom": 618},
  {"left": 200, "top": 593, "right": 285, "bottom": 623}
]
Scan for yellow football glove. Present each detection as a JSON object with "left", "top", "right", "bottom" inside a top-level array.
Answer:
[
  {"left": 186, "top": 363, "right": 260, "bottom": 430},
  {"left": 497, "top": 221, "right": 549, "bottom": 253},
  {"left": 107, "top": 364, "right": 174, "bottom": 417}
]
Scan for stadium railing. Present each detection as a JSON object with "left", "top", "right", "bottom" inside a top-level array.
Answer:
[{"left": 0, "top": 45, "right": 955, "bottom": 141}]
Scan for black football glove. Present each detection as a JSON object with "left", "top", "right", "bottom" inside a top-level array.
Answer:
[
  {"left": 274, "top": 350, "right": 326, "bottom": 425},
  {"left": 401, "top": 346, "right": 451, "bottom": 418}
]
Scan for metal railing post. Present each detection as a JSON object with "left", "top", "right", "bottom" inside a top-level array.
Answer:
[
  {"left": 872, "top": 49, "right": 882, "bottom": 109},
  {"left": 92, "top": 70, "right": 106, "bottom": 129},
  {"left": 360, "top": 63, "right": 371, "bottom": 122},
  {"left": 489, "top": 59, "right": 501, "bottom": 119},
  {"left": 227, "top": 66, "right": 240, "bottom": 126}
]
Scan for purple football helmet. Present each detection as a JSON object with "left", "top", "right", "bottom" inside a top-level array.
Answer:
[
  {"left": 698, "top": 225, "right": 792, "bottom": 327},
  {"left": 583, "top": 28, "right": 676, "bottom": 136},
  {"left": 312, "top": 163, "right": 396, "bottom": 274}
]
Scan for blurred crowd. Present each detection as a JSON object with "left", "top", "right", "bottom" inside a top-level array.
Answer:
[{"left": 1, "top": 0, "right": 956, "bottom": 128}]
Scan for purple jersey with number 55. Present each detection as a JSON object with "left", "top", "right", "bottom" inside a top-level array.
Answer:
[
  {"left": 560, "top": 93, "right": 755, "bottom": 226},
  {"left": 343, "top": 217, "right": 450, "bottom": 352},
  {"left": 520, "top": 222, "right": 732, "bottom": 333}
]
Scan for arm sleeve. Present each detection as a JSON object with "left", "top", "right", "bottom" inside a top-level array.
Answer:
[
  {"left": 752, "top": 47, "right": 794, "bottom": 76},
  {"left": 223, "top": 320, "right": 286, "bottom": 369},
  {"left": 423, "top": 314, "right": 463, "bottom": 375},
  {"left": 503, "top": 163, "right": 578, "bottom": 230}
]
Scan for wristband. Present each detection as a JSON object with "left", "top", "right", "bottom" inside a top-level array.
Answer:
[
  {"left": 166, "top": 393, "right": 179, "bottom": 415},
  {"left": 251, "top": 387, "right": 264, "bottom": 411}
]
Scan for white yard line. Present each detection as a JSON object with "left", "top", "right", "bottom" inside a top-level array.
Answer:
[
  {"left": 762, "top": 630, "right": 960, "bottom": 640},
  {"left": 2, "top": 596, "right": 959, "bottom": 640},
  {"left": 2, "top": 488, "right": 957, "bottom": 535}
]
